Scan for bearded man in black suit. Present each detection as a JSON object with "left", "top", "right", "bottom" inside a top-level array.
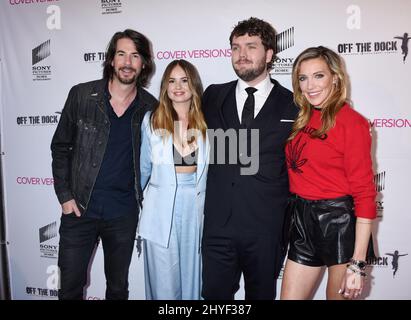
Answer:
[{"left": 201, "top": 17, "right": 298, "bottom": 300}]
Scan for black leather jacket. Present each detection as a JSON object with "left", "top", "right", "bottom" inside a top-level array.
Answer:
[{"left": 51, "top": 79, "right": 157, "bottom": 214}]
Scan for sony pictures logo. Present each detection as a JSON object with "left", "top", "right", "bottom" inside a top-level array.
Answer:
[
  {"left": 374, "top": 171, "right": 385, "bottom": 192},
  {"left": 39, "top": 221, "right": 58, "bottom": 259},
  {"left": 272, "top": 27, "right": 295, "bottom": 76},
  {"left": 374, "top": 171, "right": 385, "bottom": 217},
  {"left": 32, "top": 39, "right": 52, "bottom": 81},
  {"left": 40, "top": 221, "right": 57, "bottom": 243},
  {"left": 101, "top": 0, "right": 122, "bottom": 15}
]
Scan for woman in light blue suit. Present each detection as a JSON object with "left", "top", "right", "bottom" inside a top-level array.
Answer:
[{"left": 139, "top": 59, "right": 209, "bottom": 300}]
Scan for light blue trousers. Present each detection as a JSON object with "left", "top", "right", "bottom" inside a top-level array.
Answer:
[{"left": 143, "top": 172, "right": 201, "bottom": 300}]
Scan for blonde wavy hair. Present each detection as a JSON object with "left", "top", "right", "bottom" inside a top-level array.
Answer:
[
  {"left": 289, "top": 46, "right": 348, "bottom": 140},
  {"left": 151, "top": 59, "right": 207, "bottom": 143}
]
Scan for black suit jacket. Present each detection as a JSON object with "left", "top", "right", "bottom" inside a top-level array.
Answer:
[{"left": 203, "top": 79, "right": 298, "bottom": 239}]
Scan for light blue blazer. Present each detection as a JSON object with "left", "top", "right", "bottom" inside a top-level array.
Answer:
[{"left": 138, "top": 111, "right": 210, "bottom": 248}]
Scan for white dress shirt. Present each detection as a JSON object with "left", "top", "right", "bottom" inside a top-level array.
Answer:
[{"left": 235, "top": 73, "right": 274, "bottom": 122}]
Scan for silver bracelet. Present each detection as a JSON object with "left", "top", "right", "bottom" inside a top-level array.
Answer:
[{"left": 346, "top": 264, "right": 367, "bottom": 277}]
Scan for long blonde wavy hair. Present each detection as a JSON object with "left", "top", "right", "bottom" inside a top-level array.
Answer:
[
  {"left": 288, "top": 46, "right": 348, "bottom": 141},
  {"left": 151, "top": 59, "right": 207, "bottom": 143}
]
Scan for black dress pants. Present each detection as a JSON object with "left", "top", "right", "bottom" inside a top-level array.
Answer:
[
  {"left": 57, "top": 213, "right": 137, "bottom": 300},
  {"left": 202, "top": 227, "right": 282, "bottom": 300}
]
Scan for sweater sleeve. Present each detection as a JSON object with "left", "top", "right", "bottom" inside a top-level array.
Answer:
[{"left": 343, "top": 113, "right": 377, "bottom": 219}]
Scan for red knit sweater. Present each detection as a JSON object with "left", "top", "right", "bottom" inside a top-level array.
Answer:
[{"left": 286, "top": 104, "right": 377, "bottom": 219}]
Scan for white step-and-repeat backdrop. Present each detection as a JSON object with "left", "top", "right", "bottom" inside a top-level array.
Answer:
[{"left": 0, "top": 0, "right": 410, "bottom": 300}]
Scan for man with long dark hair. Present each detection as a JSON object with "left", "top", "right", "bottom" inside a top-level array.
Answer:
[{"left": 51, "top": 29, "right": 157, "bottom": 300}]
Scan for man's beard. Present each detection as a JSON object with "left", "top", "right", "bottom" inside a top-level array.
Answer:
[
  {"left": 114, "top": 67, "right": 137, "bottom": 85},
  {"left": 233, "top": 58, "right": 266, "bottom": 82}
]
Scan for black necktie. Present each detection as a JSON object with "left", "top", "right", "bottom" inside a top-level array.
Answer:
[{"left": 241, "top": 87, "right": 257, "bottom": 127}]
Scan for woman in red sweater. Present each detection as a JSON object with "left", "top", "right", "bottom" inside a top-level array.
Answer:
[{"left": 280, "top": 46, "right": 376, "bottom": 300}]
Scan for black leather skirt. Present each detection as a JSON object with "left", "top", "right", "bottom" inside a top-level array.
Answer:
[{"left": 285, "top": 194, "right": 374, "bottom": 267}]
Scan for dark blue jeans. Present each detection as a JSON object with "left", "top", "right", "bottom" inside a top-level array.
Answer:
[{"left": 58, "top": 213, "right": 138, "bottom": 300}]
